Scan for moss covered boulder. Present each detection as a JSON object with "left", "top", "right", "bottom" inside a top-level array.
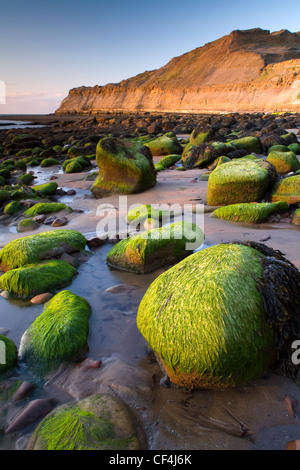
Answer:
[
  {"left": 292, "top": 208, "right": 300, "bottom": 226},
  {"left": 3, "top": 200, "right": 22, "bottom": 215},
  {"left": 228, "top": 136, "right": 262, "bottom": 154},
  {"left": 271, "top": 175, "right": 300, "bottom": 204},
  {"left": 0, "top": 335, "right": 18, "bottom": 375},
  {"left": 19, "top": 290, "right": 91, "bottom": 377},
  {"left": 127, "top": 204, "right": 177, "bottom": 225},
  {"left": 91, "top": 137, "right": 156, "bottom": 198},
  {"left": 266, "top": 151, "right": 300, "bottom": 174},
  {"left": 207, "top": 158, "right": 277, "bottom": 206},
  {"left": 212, "top": 201, "right": 288, "bottom": 224},
  {"left": 145, "top": 134, "right": 182, "bottom": 157},
  {"left": 154, "top": 154, "right": 181, "bottom": 171},
  {"left": 182, "top": 143, "right": 219, "bottom": 169},
  {"left": 137, "top": 242, "right": 300, "bottom": 389},
  {"left": 24, "top": 202, "right": 71, "bottom": 218},
  {"left": 0, "top": 260, "right": 78, "bottom": 299},
  {"left": 107, "top": 221, "right": 204, "bottom": 274},
  {"left": 32, "top": 182, "right": 58, "bottom": 196},
  {"left": 17, "top": 218, "right": 40, "bottom": 233},
  {"left": 0, "top": 229, "right": 86, "bottom": 271},
  {"left": 27, "top": 393, "right": 142, "bottom": 450}
]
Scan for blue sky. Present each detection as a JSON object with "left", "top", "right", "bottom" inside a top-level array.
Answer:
[{"left": 1, "top": 0, "right": 300, "bottom": 114}]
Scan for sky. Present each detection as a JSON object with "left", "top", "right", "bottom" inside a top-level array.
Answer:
[{"left": 0, "top": 0, "right": 300, "bottom": 115}]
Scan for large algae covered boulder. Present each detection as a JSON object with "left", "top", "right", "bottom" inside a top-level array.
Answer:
[
  {"left": 27, "top": 393, "right": 142, "bottom": 450},
  {"left": 0, "top": 229, "right": 86, "bottom": 271},
  {"left": 0, "top": 260, "right": 78, "bottom": 299},
  {"left": 207, "top": 158, "right": 277, "bottom": 206},
  {"left": 137, "top": 242, "right": 300, "bottom": 390},
  {"left": 107, "top": 221, "right": 204, "bottom": 274},
  {"left": 271, "top": 175, "right": 300, "bottom": 204},
  {"left": 0, "top": 335, "right": 18, "bottom": 375},
  {"left": 212, "top": 201, "right": 288, "bottom": 224},
  {"left": 19, "top": 290, "right": 91, "bottom": 377},
  {"left": 91, "top": 137, "right": 156, "bottom": 198}
]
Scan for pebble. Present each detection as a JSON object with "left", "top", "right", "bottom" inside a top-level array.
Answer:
[
  {"left": 51, "top": 217, "right": 68, "bottom": 227},
  {"left": 44, "top": 216, "right": 56, "bottom": 224},
  {"left": 34, "top": 214, "right": 46, "bottom": 223},
  {"left": 5, "top": 398, "right": 57, "bottom": 434},
  {"left": 30, "top": 293, "right": 53, "bottom": 304}
]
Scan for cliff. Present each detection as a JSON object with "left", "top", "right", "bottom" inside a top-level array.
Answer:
[{"left": 56, "top": 28, "right": 300, "bottom": 114}]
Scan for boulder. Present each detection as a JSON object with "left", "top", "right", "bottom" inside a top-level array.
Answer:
[
  {"left": 19, "top": 290, "right": 91, "bottom": 377},
  {"left": 27, "top": 393, "right": 142, "bottom": 450},
  {"left": 24, "top": 202, "right": 70, "bottom": 218},
  {"left": 107, "top": 221, "right": 204, "bottom": 274},
  {"left": 0, "top": 229, "right": 87, "bottom": 271},
  {"left": 91, "top": 137, "right": 156, "bottom": 198},
  {"left": 207, "top": 158, "right": 277, "bottom": 206},
  {"left": 212, "top": 201, "right": 288, "bottom": 223},
  {"left": 271, "top": 175, "right": 300, "bottom": 204},
  {"left": 266, "top": 151, "right": 300, "bottom": 174},
  {"left": 0, "top": 260, "right": 78, "bottom": 299},
  {"left": 137, "top": 242, "right": 300, "bottom": 389},
  {"left": 145, "top": 133, "right": 182, "bottom": 156}
]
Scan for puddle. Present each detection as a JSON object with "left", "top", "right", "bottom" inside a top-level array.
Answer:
[{"left": 0, "top": 120, "right": 47, "bottom": 130}]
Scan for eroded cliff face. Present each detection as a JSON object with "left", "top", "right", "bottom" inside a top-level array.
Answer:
[{"left": 56, "top": 28, "right": 300, "bottom": 114}]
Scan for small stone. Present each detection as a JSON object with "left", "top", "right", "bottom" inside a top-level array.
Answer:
[
  {"left": 86, "top": 236, "right": 107, "bottom": 248},
  {"left": 30, "top": 293, "right": 53, "bottom": 304},
  {"left": 67, "top": 189, "right": 76, "bottom": 195},
  {"left": 34, "top": 214, "right": 46, "bottom": 223},
  {"left": 43, "top": 216, "right": 56, "bottom": 224},
  {"left": 51, "top": 217, "right": 68, "bottom": 227},
  {"left": 50, "top": 175, "right": 58, "bottom": 180}
]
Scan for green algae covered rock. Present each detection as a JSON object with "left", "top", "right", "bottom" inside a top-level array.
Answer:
[
  {"left": 63, "top": 159, "right": 83, "bottom": 174},
  {"left": 91, "top": 137, "right": 156, "bottom": 198},
  {"left": 0, "top": 229, "right": 86, "bottom": 271},
  {"left": 27, "top": 393, "right": 142, "bottom": 450},
  {"left": 0, "top": 335, "right": 18, "bottom": 375},
  {"left": 16, "top": 173, "right": 34, "bottom": 186},
  {"left": 19, "top": 290, "right": 91, "bottom": 377},
  {"left": 271, "top": 175, "right": 300, "bottom": 204},
  {"left": 17, "top": 218, "right": 40, "bottom": 233},
  {"left": 228, "top": 136, "right": 262, "bottom": 154},
  {"left": 24, "top": 202, "right": 70, "bottom": 217},
  {"left": 288, "top": 143, "right": 300, "bottom": 154},
  {"left": 32, "top": 182, "right": 58, "bottom": 196},
  {"left": 182, "top": 143, "right": 219, "bottom": 169},
  {"left": 207, "top": 158, "right": 277, "bottom": 206},
  {"left": 154, "top": 154, "right": 181, "bottom": 171},
  {"left": 127, "top": 204, "right": 176, "bottom": 224},
  {"left": 212, "top": 201, "right": 288, "bottom": 224},
  {"left": 292, "top": 208, "right": 300, "bottom": 225},
  {"left": 40, "top": 158, "right": 60, "bottom": 167},
  {"left": 0, "top": 260, "right": 78, "bottom": 299},
  {"left": 137, "top": 242, "right": 300, "bottom": 389},
  {"left": 107, "top": 221, "right": 204, "bottom": 274},
  {"left": 266, "top": 151, "right": 300, "bottom": 174},
  {"left": 145, "top": 134, "right": 182, "bottom": 157},
  {"left": 3, "top": 200, "right": 22, "bottom": 215}
]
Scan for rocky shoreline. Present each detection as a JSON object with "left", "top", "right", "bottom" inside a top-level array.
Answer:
[{"left": 0, "top": 111, "right": 299, "bottom": 451}]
